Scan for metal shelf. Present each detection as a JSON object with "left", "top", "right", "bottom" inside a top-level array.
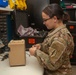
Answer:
[{"left": 0, "top": 5, "right": 13, "bottom": 11}]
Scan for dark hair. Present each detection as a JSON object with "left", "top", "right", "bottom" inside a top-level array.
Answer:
[
  {"left": 63, "top": 11, "right": 70, "bottom": 23},
  {"left": 43, "top": 3, "right": 70, "bottom": 23}
]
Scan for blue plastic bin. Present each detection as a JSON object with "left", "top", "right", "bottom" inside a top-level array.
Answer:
[{"left": 0, "top": 0, "right": 8, "bottom": 7}]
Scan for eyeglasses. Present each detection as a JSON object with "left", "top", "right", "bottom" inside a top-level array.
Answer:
[{"left": 43, "top": 18, "right": 50, "bottom": 22}]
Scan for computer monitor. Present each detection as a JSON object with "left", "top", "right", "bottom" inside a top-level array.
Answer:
[
  {"left": 26, "top": 0, "right": 60, "bottom": 30},
  {"left": 26, "top": 0, "right": 50, "bottom": 30}
]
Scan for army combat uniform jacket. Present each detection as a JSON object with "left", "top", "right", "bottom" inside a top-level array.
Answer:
[{"left": 35, "top": 25, "right": 74, "bottom": 75}]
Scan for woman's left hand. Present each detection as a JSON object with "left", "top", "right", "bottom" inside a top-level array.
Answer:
[{"left": 29, "top": 47, "right": 37, "bottom": 56}]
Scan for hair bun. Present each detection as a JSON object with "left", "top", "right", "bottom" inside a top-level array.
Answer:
[{"left": 63, "top": 12, "right": 70, "bottom": 23}]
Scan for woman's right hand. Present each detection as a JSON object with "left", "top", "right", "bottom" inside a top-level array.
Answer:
[{"left": 32, "top": 44, "right": 41, "bottom": 50}]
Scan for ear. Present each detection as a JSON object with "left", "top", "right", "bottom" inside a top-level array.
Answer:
[{"left": 53, "top": 16, "right": 57, "bottom": 23}]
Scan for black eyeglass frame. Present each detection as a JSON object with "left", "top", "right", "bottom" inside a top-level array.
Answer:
[{"left": 43, "top": 18, "right": 51, "bottom": 22}]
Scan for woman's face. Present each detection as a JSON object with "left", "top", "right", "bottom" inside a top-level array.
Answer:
[{"left": 42, "top": 12, "right": 57, "bottom": 29}]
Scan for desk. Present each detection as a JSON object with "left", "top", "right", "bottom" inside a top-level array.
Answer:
[{"left": 0, "top": 52, "right": 44, "bottom": 75}]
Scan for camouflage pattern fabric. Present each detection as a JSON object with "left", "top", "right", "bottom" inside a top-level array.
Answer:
[{"left": 35, "top": 25, "right": 74, "bottom": 75}]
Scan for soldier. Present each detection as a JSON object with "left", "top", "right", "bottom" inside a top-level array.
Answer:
[{"left": 29, "top": 3, "right": 74, "bottom": 75}]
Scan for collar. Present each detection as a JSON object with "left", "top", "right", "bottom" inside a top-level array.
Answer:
[{"left": 47, "top": 25, "right": 66, "bottom": 37}]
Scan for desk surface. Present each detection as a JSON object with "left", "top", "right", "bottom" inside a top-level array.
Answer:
[{"left": 0, "top": 52, "right": 44, "bottom": 75}]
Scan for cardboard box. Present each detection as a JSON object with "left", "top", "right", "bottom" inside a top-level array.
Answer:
[{"left": 8, "top": 39, "right": 26, "bottom": 66}]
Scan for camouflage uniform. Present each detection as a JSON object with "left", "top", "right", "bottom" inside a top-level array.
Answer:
[{"left": 35, "top": 25, "right": 74, "bottom": 75}]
